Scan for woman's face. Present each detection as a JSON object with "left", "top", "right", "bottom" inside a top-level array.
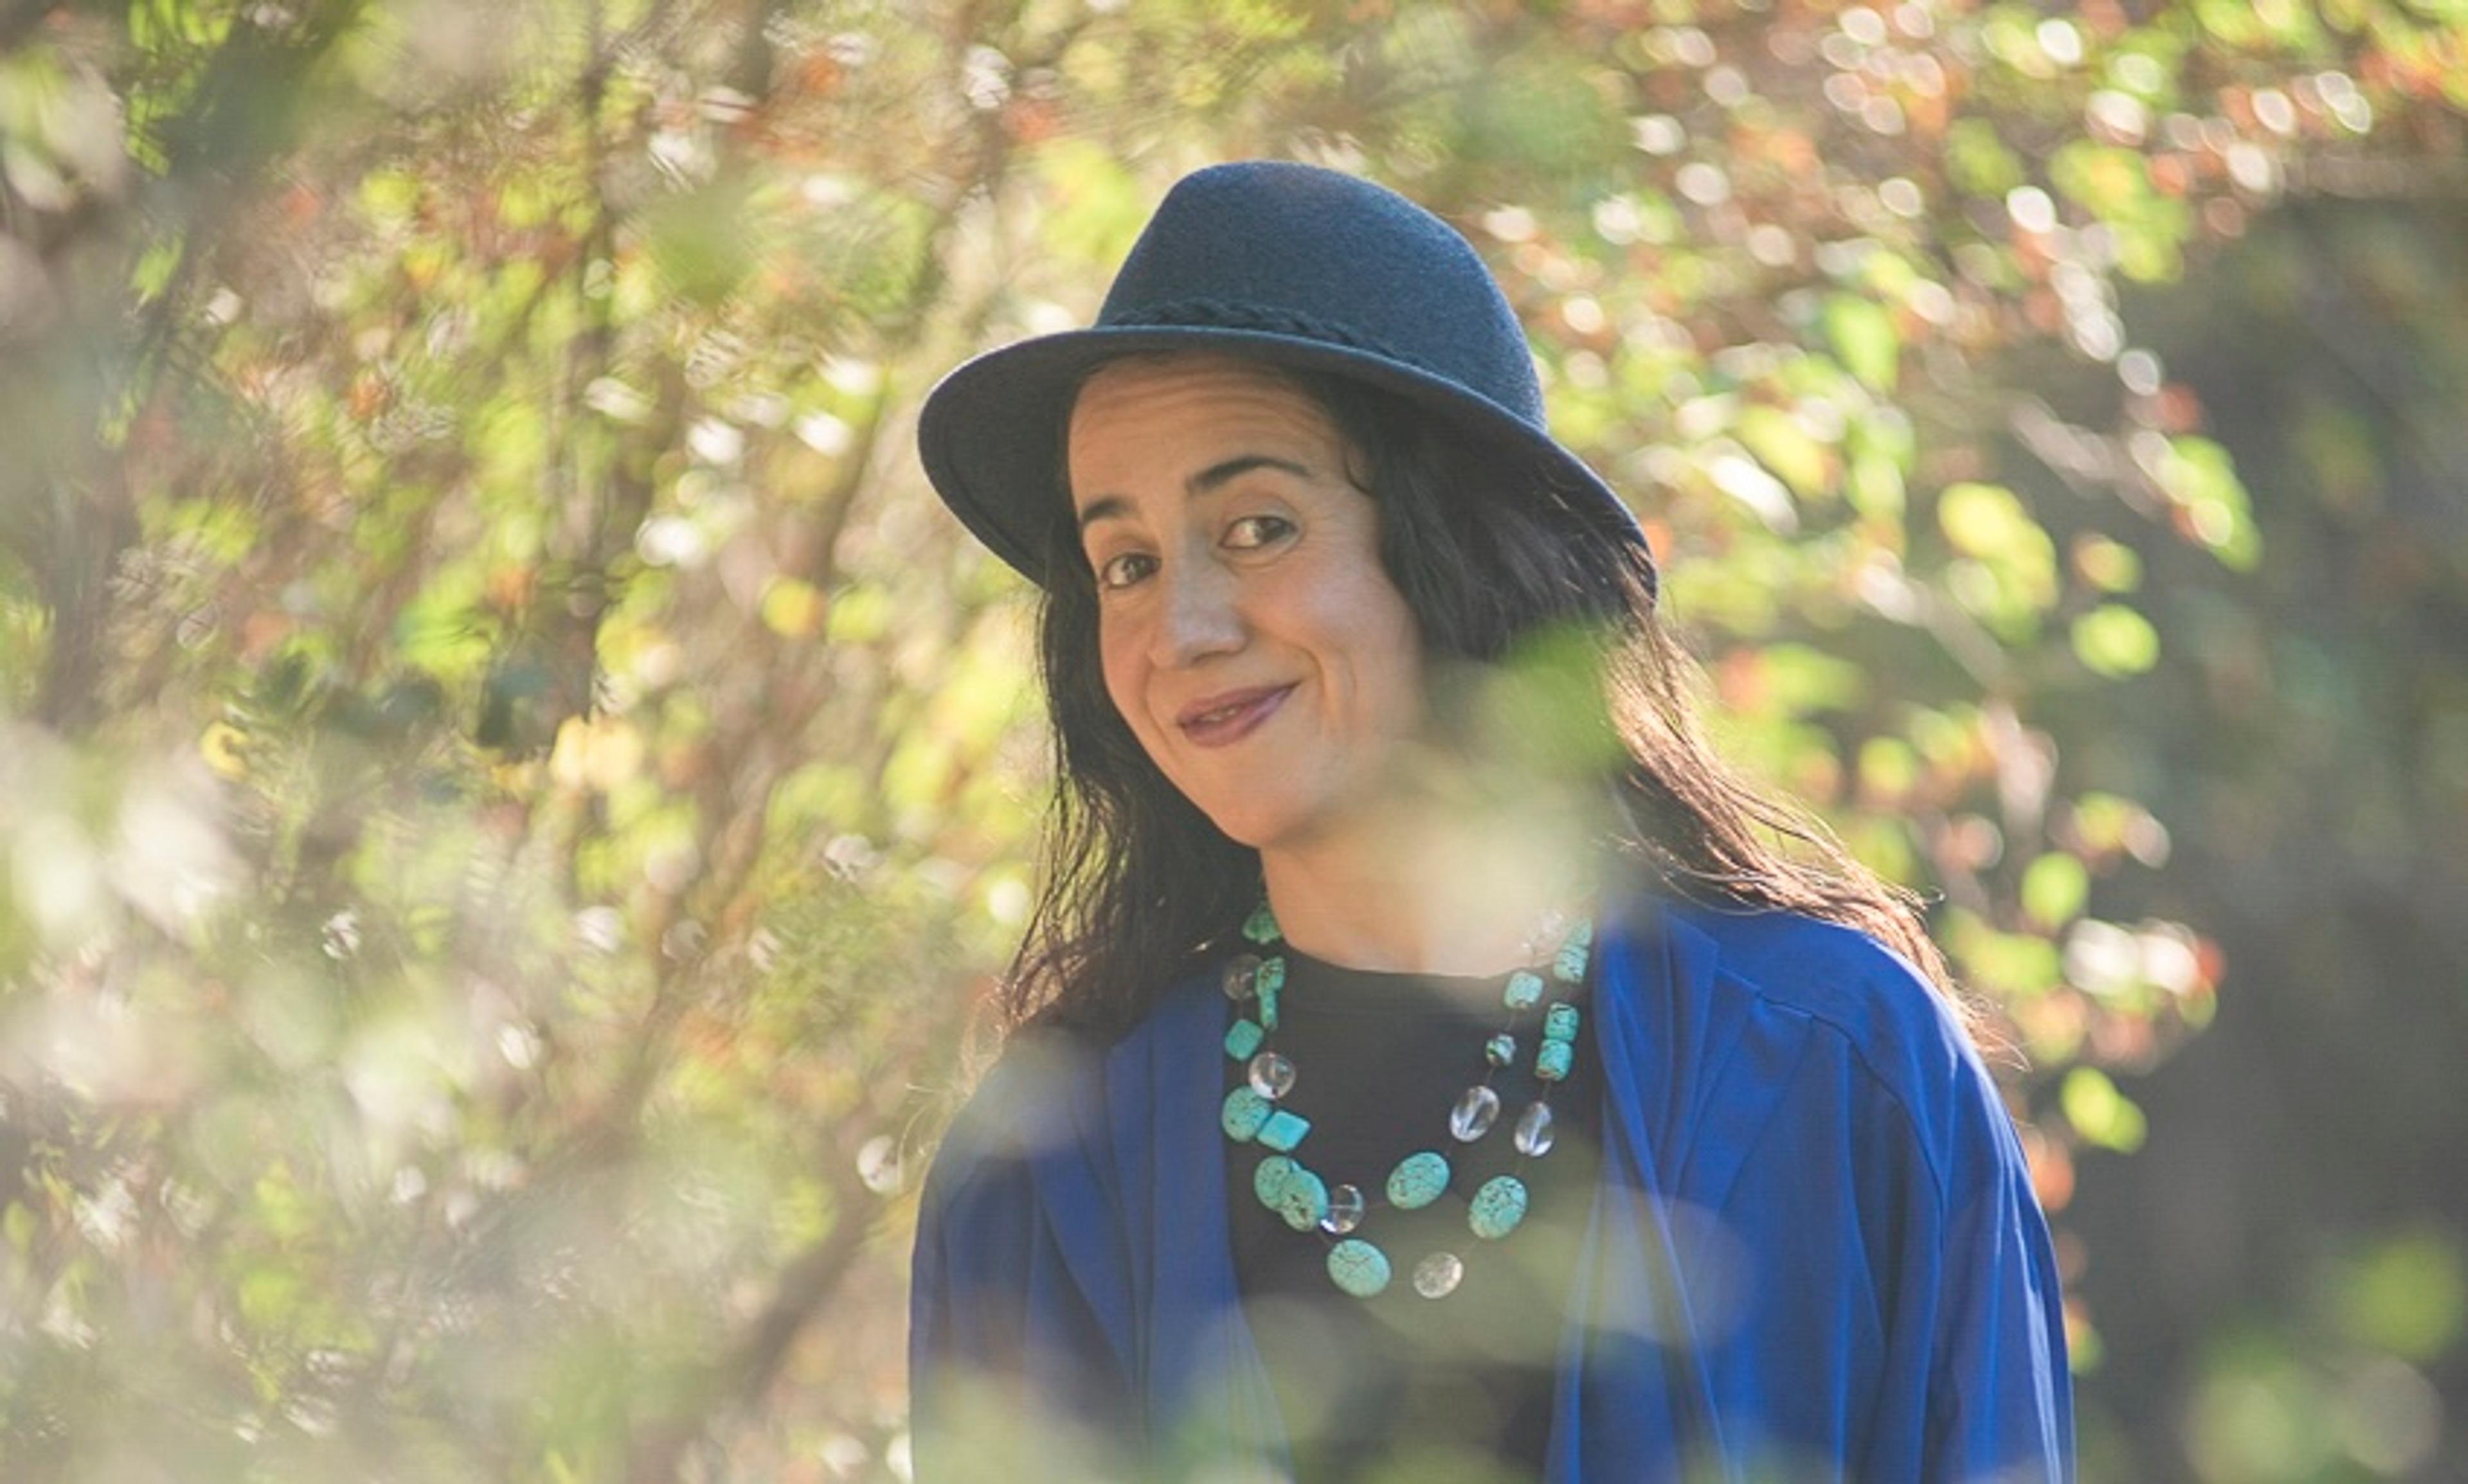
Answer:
[{"left": 1066, "top": 354, "right": 1428, "bottom": 858}]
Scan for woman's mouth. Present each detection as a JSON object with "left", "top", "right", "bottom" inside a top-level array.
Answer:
[{"left": 1177, "top": 685, "right": 1294, "bottom": 747}]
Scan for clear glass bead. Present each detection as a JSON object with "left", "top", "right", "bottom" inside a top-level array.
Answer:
[
  {"left": 1413, "top": 1251, "right": 1465, "bottom": 1299},
  {"left": 1221, "top": 953, "right": 1261, "bottom": 1000},
  {"left": 1248, "top": 1050, "right": 1296, "bottom": 1101},
  {"left": 1449, "top": 1084, "right": 1501, "bottom": 1142},
  {"left": 1514, "top": 1100, "right": 1557, "bottom": 1157},
  {"left": 1320, "top": 1183, "right": 1365, "bottom": 1235}
]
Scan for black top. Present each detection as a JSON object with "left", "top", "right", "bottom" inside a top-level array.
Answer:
[{"left": 1222, "top": 940, "right": 1605, "bottom": 1483}]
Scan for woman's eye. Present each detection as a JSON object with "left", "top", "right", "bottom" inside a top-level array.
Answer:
[
  {"left": 1096, "top": 551, "right": 1157, "bottom": 590},
  {"left": 1224, "top": 515, "right": 1294, "bottom": 550}
]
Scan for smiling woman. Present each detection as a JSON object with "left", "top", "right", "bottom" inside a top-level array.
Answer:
[
  {"left": 909, "top": 162, "right": 2072, "bottom": 1483},
  {"left": 1067, "top": 355, "right": 1427, "bottom": 865}
]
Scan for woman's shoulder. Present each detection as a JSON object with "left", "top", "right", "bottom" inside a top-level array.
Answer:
[
  {"left": 917, "top": 972, "right": 1215, "bottom": 1206},
  {"left": 1637, "top": 896, "right": 2005, "bottom": 1155},
  {"left": 1652, "top": 898, "right": 1955, "bottom": 1038}
]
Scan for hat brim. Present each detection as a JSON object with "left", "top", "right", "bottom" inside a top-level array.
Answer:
[{"left": 917, "top": 324, "right": 1641, "bottom": 587}]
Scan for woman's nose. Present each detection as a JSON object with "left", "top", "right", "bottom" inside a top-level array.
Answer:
[{"left": 1153, "top": 559, "right": 1245, "bottom": 666}]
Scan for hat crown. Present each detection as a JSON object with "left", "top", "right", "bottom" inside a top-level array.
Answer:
[
  {"left": 1091, "top": 163, "right": 1546, "bottom": 431},
  {"left": 915, "top": 160, "right": 1645, "bottom": 586}
]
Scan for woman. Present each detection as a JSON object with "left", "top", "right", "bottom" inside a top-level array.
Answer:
[{"left": 909, "top": 161, "right": 2072, "bottom": 1483}]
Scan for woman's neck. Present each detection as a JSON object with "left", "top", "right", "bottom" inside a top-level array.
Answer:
[{"left": 1258, "top": 795, "right": 1603, "bottom": 976}]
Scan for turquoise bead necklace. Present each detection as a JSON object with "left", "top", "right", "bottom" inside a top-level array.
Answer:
[{"left": 1218, "top": 899, "right": 1593, "bottom": 1301}]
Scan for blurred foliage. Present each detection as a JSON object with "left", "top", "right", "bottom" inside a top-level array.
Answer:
[{"left": 1, "top": 0, "right": 2465, "bottom": 1479}]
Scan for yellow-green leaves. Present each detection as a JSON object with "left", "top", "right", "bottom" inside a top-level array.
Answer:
[
  {"left": 1824, "top": 294, "right": 1901, "bottom": 393},
  {"left": 2061, "top": 1067, "right": 2149, "bottom": 1153},
  {"left": 1735, "top": 403, "right": 1837, "bottom": 499},
  {"left": 1937, "top": 481, "right": 2059, "bottom": 634},
  {"left": 2337, "top": 1231, "right": 2467, "bottom": 1363},
  {"left": 2156, "top": 436, "right": 2263, "bottom": 569},
  {"left": 1034, "top": 139, "right": 1150, "bottom": 269},
  {"left": 2022, "top": 852, "right": 2091, "bottom": 929},
  {"left": 2073, "top": 603, "right": 2161, "bottom": 677}
]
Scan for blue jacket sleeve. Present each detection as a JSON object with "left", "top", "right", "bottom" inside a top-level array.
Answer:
[
  {"left": 1890, "top": 1048, "right": 2074, "bottom": 1483},
  {"left": 1652, "top": 909, "right": 2074, "bottom": 1483},
  {"left": 907, "top": 1054, "right": 1141, "bottom": 1483}
]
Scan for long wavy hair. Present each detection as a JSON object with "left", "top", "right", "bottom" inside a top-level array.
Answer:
[{"left": 999, "top": 357, "right": 1962, "bottom": 1044}]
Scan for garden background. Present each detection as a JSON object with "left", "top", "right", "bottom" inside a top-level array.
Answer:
[{"left": 3, "top": 0, "right": 2465, "bottom": 1479}]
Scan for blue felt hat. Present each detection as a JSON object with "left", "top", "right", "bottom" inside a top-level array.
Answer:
[{"left": 917, "top": 161, "right": 1648, "bottom": 588}]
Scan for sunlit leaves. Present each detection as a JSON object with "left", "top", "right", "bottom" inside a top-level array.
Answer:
[
  {"left": 4, "top": 0, "right": 2464, "bottom": 1474},
  {"left": 2061, "top": 1066, "right": 2149, "bottom": 1153},
  {"left": 2152, "top": 434, "right": 2263, "bottom": 568},
  {"left": 2072, "top": 603, "right": 2162, "bottom": 677},
  {"left": 1822, "top": 293, "right": 1900, "bottom": 393},
  {"left": 1936, "top": 480, "right": 2058, "bottom": 634},
  {"left": 2336, "top": 1231, "right": 2468, "bottom": 1363},
  {"left": 2019, "top": 851, "right": 2090, "bottom": 930},
  {"left": 1945, "top": 907, "right": 2063, "bottom": 1001},
  {"left": 1033, "top": 139, "right": 1150, "bottom": 268}
]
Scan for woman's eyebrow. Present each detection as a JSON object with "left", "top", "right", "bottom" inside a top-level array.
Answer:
[
  {"left": 1075, "top": 454, "right": 1314, "bottom": 533},
  {"left": 1189, "top": 453, "right": 1311, "bottom": 494}
]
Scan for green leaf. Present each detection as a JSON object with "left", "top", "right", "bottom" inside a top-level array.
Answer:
[
  {"left": 1824, "top": 294, "right": 1900, "bottom": 393},
  {"left": 2022, "top": 853, "right": 2090, "bottom": 929},
  {"left": 1757, "top": 643, "right": 1867, "bottom": 716},
  {"left": 1847, "top": 452, "right": 1906, "bottom": 522},
  {"left": 643, "top": 175, "right": 758, "bottom": 305},
  {"left": 1938, "top": 482, "right": 2058, "bottom": 614},
  {"left": 130, "top": 233, "right": 184, "bottom": 303},
  {"left": 1033, "top": 139, "right": 1149, "bottom": 267},
  {"left": 1945, "top": 118, "right": 2025, "bottom": 195},
  {"left": 2158, "top": 437, "right": 2262, "bottom": 569},
  {"left": 1735, "top": 404, "right": 1834, "bottom": 498},
  {"left": 2073, "top": 535, "right": 2142, "bottom": 593},
  {"left": 2073, "top": 604, "right": 2161, "bottom": 677},
  {"left": 1938, "top": 481, "right": 2036, "bottom": 559},
  {"left": 2338, "top": 1231, "right": 2467, "bottom": 1361},
  {"left": 2062, "top": 1067, "right": 2149, "bottom": 1153},
  {"left": 1947, "top": 907, "right": 2062, "bottom": 999},
  {"left": 1857, "top": 735, "right": 1919, "bottom": 800}
]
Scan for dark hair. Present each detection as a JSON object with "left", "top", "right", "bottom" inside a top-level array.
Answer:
[{"left": 1000, "top": 357, "right": 1962, "bottom": 1043}]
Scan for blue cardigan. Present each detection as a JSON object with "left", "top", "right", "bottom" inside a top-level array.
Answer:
[{"left": 909, "top": 894, "right": 2074, "bottom": 1482}]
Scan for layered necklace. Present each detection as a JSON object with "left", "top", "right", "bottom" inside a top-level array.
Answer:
[{"left": 1218, "top": 900, "right": 1593, "bottom": 1301}]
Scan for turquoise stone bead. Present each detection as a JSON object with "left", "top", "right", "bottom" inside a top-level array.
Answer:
[
  {"left": 1258, "top": 1108, "right": 1312, "bottom": 1152},
  {"left": 1254, "top": 1154, "right": 1301, "bottom": 1211},
  {"left": 1243, "top": 903, "right": 1280, "bottom": 943},
  {"left": 1275, "top": 1166, "right": 1329, "bottom": 1231},
  {"left": 1553, "top": 921, "right": 1593, "bottom": 983},
  {"left": 1535, "top": 1038, "right": 1574, "bottom": 1082},
  {"left": 1543, "top": 1002, "right": 1580, "bottom": 1044},
  {"left": 1468, "top": 1174, "right": 1530, "bottom": 1239},
  {"left": 1224, "top": 1017, "right": 1264, "bottom": 1060},
  {"left": 1258, "top": 960, "right": 1283, "bottom": 1032},
  {"left": 1386, "top": 1150, "right": 1451, "bottom": 1210},
  {"left": 1503, "top": 970, "right": 1542, "bottom": 1010},
  {"left": 1221, "top": 1087, "right": 1273, "bottom": 1142},
  {"left": 1326, "top": 1238, "right": 1391, "bottom": 1298}
]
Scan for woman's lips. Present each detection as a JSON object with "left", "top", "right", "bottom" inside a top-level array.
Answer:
[{"left": 1177, "top": 684, "right": 1294, "bottom": 747}]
